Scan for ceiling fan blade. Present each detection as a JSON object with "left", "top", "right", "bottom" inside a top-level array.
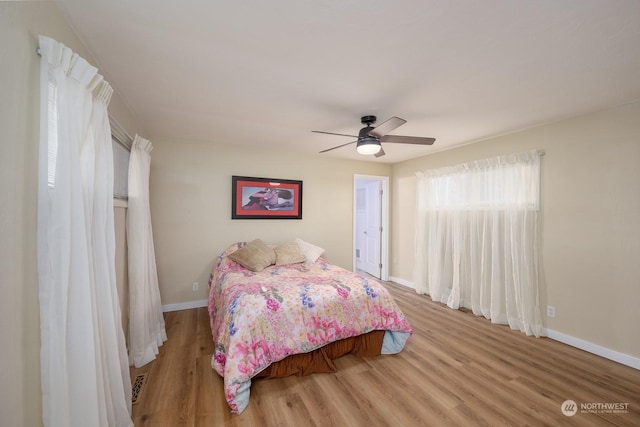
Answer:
[
  {"left": 319, "top": 140, "right": 357, "bottom": 153},
  {"left": 380, "top": 135, "right": 436, "bottom": 145},
  {"left": 312, "top": 130, "right": 358, "bottom": 138},
  {"left": 368, "top": 116, "right": 407, "bottom": 138},
  {"left": 374, "top": 147, "right": 386, "bottom": 158}
]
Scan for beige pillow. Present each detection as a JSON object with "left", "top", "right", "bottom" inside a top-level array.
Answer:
[
  {"left": 294, "top": 238, "right": 325, "bottom": 263},
  {"left": 274, "top": 242, "right": 307, "bottom": 266},
  {"left": 228, "top": 239, "right": 276, "bottom": 272}
]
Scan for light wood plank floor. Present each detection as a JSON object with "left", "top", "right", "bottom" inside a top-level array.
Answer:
[{"left": 130, "top": 281, "right": 640, "bottom": 426}]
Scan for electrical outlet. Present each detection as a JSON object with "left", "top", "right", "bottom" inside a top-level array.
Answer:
[
  {"left": 547, "top": 305, "right": 556, "bottom": 318},
  {"left": 192, "top": 282, "right": 199, "bottom": 291}
]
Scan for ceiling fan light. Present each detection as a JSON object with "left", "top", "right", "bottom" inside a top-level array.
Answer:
[{"left": 356, "top": 138, "right": 381, "bottom": 155}]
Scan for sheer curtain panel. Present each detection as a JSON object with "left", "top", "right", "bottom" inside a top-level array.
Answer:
[
  {"left": 37, "top": 35, "right": 132, "bottom": 427},
  {"left": 127, "top": 135, "right": 167, "bottom": 367},
  {"left": 414, "top": 150, "right": 543, "bottom": 336}
]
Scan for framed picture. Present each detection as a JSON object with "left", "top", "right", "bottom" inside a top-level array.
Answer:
[{"left": 232, "top": 176, "right": 303, "bottom": 219}]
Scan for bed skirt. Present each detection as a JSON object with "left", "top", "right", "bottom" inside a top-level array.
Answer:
[{"left": 254, "top": 330, "right": 386, "bottom": 379}]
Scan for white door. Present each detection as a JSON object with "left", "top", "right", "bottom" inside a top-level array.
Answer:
[{"left": 363, "top": 180, "right": 382, "bottom": 278}]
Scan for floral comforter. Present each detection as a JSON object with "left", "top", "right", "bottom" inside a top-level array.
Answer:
[{"left": 208, "top": 243, "right": 412, "bottom": 414}]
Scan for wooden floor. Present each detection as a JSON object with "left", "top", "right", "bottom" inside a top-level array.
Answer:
[{"left": 130, "top": 281, "right": 640, "bottom": 426}]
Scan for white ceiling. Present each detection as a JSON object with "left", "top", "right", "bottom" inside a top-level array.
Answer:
[{"left": 56, "top": 0, "right": 640, "bottom": 163}]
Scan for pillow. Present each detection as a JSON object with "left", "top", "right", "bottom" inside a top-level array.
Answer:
[
  {"left": 294, "top": 238, "right": 325, "bottom": 263},
  {"left": 227, "top": 239, "right": 276, "bottom": 272},
  {"left": 274, "top": 242, "right": 307, "bottom": 266}
]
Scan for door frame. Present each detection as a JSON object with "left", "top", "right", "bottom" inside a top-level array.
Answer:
[{"left": 353, "top": 174, "right": 390, "bottom": 281}]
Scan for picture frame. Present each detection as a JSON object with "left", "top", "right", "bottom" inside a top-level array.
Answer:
[{"left": 231, "top": 176, "right": 303, "bottom": 219}]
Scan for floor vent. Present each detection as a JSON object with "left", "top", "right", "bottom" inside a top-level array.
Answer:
[{"left": 131, "top": 373, "right": 148, "bottom": 405}]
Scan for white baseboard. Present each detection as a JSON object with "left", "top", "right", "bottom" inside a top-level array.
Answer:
[
  {"left": 387, "top": 276, "right": 639, "bottom": 370},
  {"left": 162, "top": 299, "right": 208, "bottom": 312},
  {"left": 389, "top": 276, "right": 415, "bottom": 289},
  {"left": 544, "top": 328, "right": 640, "bottom": 370}
]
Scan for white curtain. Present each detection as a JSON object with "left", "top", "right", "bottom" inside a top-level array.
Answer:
[
  {"left": 127, "top": 135, "right": 167, "bottom": 367},
  {"left": 37, "top": 35, "right": 132, "bottom": 427},
  {"left": 414, "top": 150, "right": 543, "bottom": 337}
]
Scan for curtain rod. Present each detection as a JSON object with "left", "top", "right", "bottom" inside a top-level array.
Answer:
[{"left": 110, "top": 115, "right": 134, "bottom": 150}]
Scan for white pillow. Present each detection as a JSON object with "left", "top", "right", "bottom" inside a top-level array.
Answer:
[{"left": 294, "top": 238, "right": 325, "bottom": 263}]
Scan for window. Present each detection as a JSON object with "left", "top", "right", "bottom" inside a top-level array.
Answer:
[
  {"left": 425, "top": 161, "right": 540, "bottom": 210},
  {"left": 110, "top": 118, "right": 132, "bottom": 199},
  {"left": 47, "top": 86, "right": 130, "bottom": 199},
  {"left": 112, "top": 137, "right": 130, "bottom": 199},
  {"left": 414, "top": 150, "right": 544, "bottom": 336}
]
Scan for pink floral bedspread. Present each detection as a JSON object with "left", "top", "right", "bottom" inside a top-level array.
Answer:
[{"left": 208, "top": 243, "right": 412, "bottom": 413}]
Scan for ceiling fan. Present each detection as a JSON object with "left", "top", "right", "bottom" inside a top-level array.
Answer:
[{"left": 313, "top": 115, "right": 435, "bottom": 157}]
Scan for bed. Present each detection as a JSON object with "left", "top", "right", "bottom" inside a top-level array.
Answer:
[{"left": 208, "top": 240, "right": 413, "bottom": 413}]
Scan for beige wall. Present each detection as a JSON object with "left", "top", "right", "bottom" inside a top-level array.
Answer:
[
  {"left": 0, "top": 2, "right": 143, "bottom": 426},
  {"left": 149, "top": 139, "right": 391, "bottom": 305},
  {"left": 390, "top": 101, "right": 640, "bottom": 359}
]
